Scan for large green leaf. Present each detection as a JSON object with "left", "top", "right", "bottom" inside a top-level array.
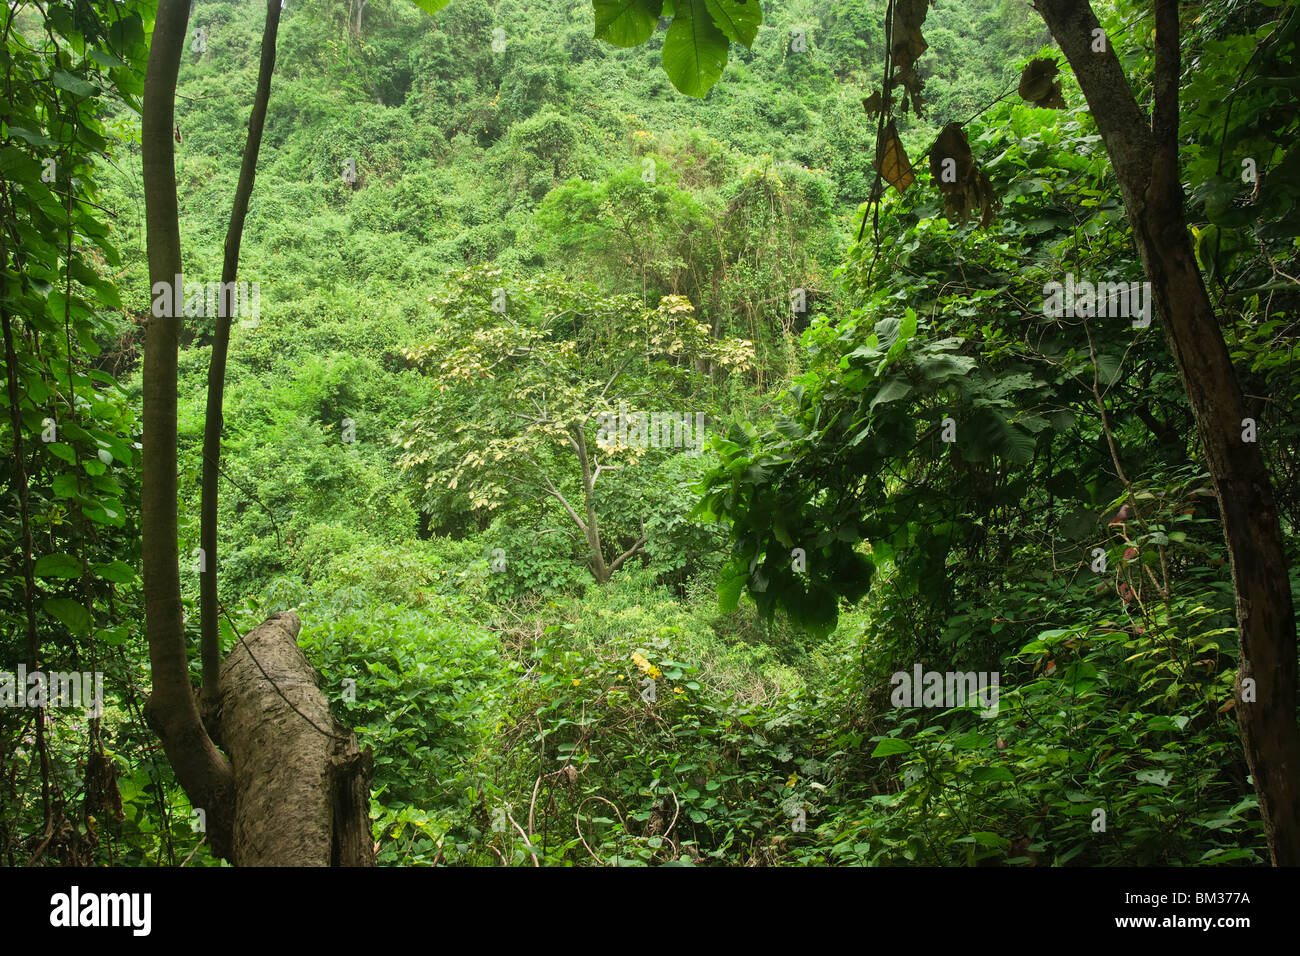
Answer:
[
  {"left": 716, "top": 559, "right": 747, "bottom": 612},
  {"left": 593, "top": 0, "right": 663, "bottom": 47},
  {"left": 871, "top": 738, "right": 913, "bottom": 757},
  {"left": 869, "top": 375, "right": 912, "bottom": 411},
  {"left": 965, "top": 409, "right": 1037, "bottom": 464},
  {"left": 971, "top": 766, "right": 1014, "bottom": 783},
  {"left": 662, "top": 0, "right": 728, "bottom": 97},
  {"left": 44, "top": 597, "right": 91, "bottom": 636},
  {"left": 52, "top": 71, "right": 96, "bottom": 99},
  {"left": 704, "top": 0, "right": 760, "bottom": 46},
  {"left": 34, "top": 553, "right": 82, "bottom": 579},
  {"left": 52, "top": 474, "right": 82, "bottom": 498},
  {"left": 880, "top": 307, "right": 919, "bottom": 371},
  {"left": 7, "top": 126, "right": 58, "bottom": 147},
  {"left": 408, "top": 0, "right": 450, "bottom": 14},
  {"left": 92, "top": 560, "right": 136, "bottom": 584}
]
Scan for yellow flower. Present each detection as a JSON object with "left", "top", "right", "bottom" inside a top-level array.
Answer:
[
  {"left": 631, "top": 652, "right": 662, "bottom": 681},
  {"left": 571, "top": 679, "right": 580, "bottom": 686},
  {"left": 673, "top": 687, "right": 684, "bottom": 695}
]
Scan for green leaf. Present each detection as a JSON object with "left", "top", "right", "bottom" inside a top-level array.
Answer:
[
  {"left": 7, "top": 126, "right": 58, "bottom": 147},
  {"left": 52, "top": 474, "right": 82, "bottom": 498},
  {"left": 108, "top": 14, "right": 146, "bottom": 53},
  {"left": 869, "top": 375, "right": 911, "bottom": 411},
  {"left": 45, "top": 442, "right": 76, "bottom": 464},
  {"left": 704, "top": 0, "right": 760, "bottom": 46},
  {"left": 81, "top": 499, "right": 124, "bottom": 527},
  {"left": 92, "top": 560, "right": 136, "bottom": 584},
  {"left": 970, "top": 766, "right": 1014, "bottom": 782},
  {"left": 34, "top": 553, "right": 82, "bottom": 578},
  {"left": 593, "top": 0, "right": 663, "bottom": 47},
  {"left": 407, "top": 0, "right": 450, "bottom": 14},
  {"left": 96, "top": 625, "right": 130, "bottom": 646},
  {"left": 871, "top": 738, "right": 913, "bottom": 757},
  {"left": 966, "top": 409, "right": 1036, "bottom": 464},
  {"left": 43, "top": 597, "right": 91, "bottom": 636},
  {"left": 662, "top": 0, "right": 729, "bottom": 97},
  {"left": 772, "top": 510, "right": 794, "bottom": 548},
  {"left": 88, "top": 50, "right": 128, "bottom": 69},
  {"left": 880, "top": 307, "right": 918, "bottom": 370},
  {"left": 964, "top": 831, "right": 1011, "bottom": 849},
  {"left": 52, "top": 71, "right": 96, "bottom": 98},
  {"left": 716, "top": 560, "right": 746, "bottom": 612}
]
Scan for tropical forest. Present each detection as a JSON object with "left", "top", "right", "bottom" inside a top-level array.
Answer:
[{"left": 2, "top": 0, "right": 1300, "bottom": 884}]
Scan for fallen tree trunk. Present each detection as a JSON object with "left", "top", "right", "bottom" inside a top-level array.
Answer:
[{"left": 216, "top": 611, "right": 374, "bottom": 866}]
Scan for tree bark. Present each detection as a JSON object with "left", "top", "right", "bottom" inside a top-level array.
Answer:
[
  {"left": 201, "top": 0, "right": 282, "bottom": 717},
  {"left": 216, "top": 612, "right": 374, "bottom": 866},
  {"left": 141, "top": 0, "right": 237, "bottom": 860},
  {"left": 1034, "top": 0, "right": 1300, "bottom": 865}
]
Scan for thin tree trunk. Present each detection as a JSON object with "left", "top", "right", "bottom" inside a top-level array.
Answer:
[
  {"left": 573, "top": 425, "right": 611, "bottom": 582},
  {"left": 1, "top": 301, "right": 51, "bottom": 841},
  {"left": 141, "top": 0, "right": 236, "bottom": 860},
  {"left": 571, "top": 424, "right": 645, "bottom": 582},
  {"left": 1035, "top": 0, "right": 1300, "bottom": 865},
  {"left": 201, "top": 0, "right": 282, "bottom": 718}
]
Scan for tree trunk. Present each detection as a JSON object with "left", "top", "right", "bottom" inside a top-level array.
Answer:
[
  {"left": 141, "top": 0, "right": 237, "bottom": 860},
  {"left": 216, "top": 612, "right": 374, "bottom": 866},
  {"left": 1035, "top": 0, "right": 1300, "bottom": 865},
  {"left": 142, "top": 0, "right": 373, "bottom": 864},
  {"left": 573, "top": 424, "right": 612, "bottom": 582},
  {"left": 201, "top": 0, "right": 282, "bottom": 717}
]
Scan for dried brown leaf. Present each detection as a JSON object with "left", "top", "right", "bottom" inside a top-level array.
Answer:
[
  {"left": 1018, "top": 57, "right": 1067, "bottom": 109},
  {"left": 876, "top": 119, "right": 915, "bottom": 194}
]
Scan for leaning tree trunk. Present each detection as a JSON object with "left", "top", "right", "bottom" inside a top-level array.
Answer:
[
  {"left": 1035, "top": 0, "right": 1300, "bottom": 865},
  {"left": 142, "top": 0, "right": 372, "bottom": 864}
]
